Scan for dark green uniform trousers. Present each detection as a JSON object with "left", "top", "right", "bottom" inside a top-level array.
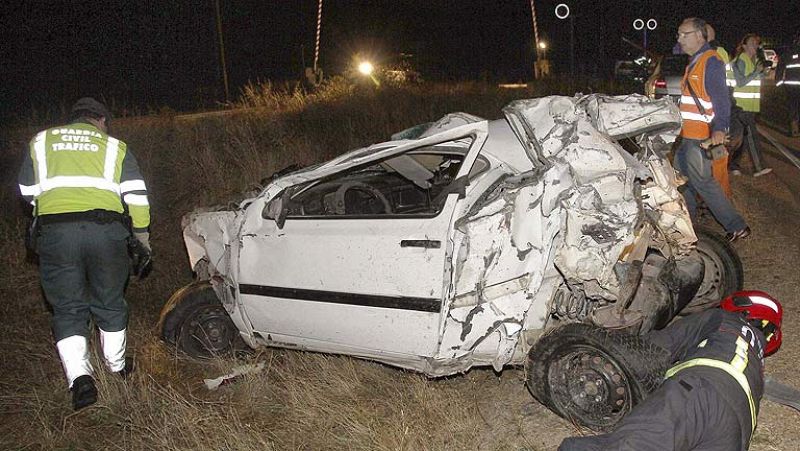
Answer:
[{"left": 38, "top": 220, "right": 130, "bottom": 340}]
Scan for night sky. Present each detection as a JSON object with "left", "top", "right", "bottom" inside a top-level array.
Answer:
[{"left": 2, "top": 0, "right": 798, "bottom": 121}]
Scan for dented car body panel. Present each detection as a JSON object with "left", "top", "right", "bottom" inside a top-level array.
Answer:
[{"left": 181, "top": 94, "right": 703, "bottom": 376}]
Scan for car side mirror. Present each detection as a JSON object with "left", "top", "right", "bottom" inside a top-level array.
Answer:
[{"left": 262, "top": 190, "right": 290, "bottom": 229}]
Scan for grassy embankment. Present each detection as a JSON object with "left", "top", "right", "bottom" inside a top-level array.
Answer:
[{"left": 0, "top": 78, "right": 626, "bottom": 450}]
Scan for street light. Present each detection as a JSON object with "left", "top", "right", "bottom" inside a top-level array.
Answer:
[
  {"left": 358, "top": 61, "right": 374, "bottom": 76},
  {"left": 538, "top": 41, "right": 548, "bottom": 59}
]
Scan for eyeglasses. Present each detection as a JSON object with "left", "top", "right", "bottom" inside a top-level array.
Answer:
[{"left": 676, "top": 30, "right": 700, "bottom": 39}]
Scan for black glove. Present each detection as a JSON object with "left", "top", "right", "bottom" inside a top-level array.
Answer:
[{"left": 128, "top": 233, "right": 153, "bottom": 280}]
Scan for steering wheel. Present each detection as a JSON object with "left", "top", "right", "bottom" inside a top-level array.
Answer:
[{"left": 333, "top": 181, "right": 393, "bottom": 215}]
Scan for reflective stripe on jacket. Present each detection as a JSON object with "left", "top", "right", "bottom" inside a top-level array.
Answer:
[
  {"left": 777, "top": 51, "right": 800, "bottom": 87},
  {"left": 680, "top": 49, "right": 720, "bottom": 139},
  {"left": 17, "top": 122, "right": 151, "bottom": 230},
  {"left": 717, "top": 47, "right": 738, "bottom": 89},
  {"left": 649, "top": 309, "right": 766, "bottom": 449},
  {"left": 732, "top": 54, "right": 762, "bottom": 112},
  {"left": 665, "top": 339, "right": 757, "bottom": 435}
]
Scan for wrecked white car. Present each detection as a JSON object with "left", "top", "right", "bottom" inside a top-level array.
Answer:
[{"left": 160, "top": 94, "right": 742, "bottom": 429}]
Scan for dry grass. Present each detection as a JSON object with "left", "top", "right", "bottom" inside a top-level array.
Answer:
[
  {"left": 3, "top": 81, "right": 548, "bottom": 450},
  {"left": 11, "top": 79, "right": 787, "bottom": 450}
]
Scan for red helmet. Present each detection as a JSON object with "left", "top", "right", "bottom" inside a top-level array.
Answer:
[{"left": 720, "top": 290, "right": 783, "bottom": 356}]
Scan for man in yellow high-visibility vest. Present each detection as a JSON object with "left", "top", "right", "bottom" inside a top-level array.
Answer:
[
  {"left": 729, "top": 34, "right": 773, "bottom": 177},
  {"left": 17, "top": 98, "right": 152, "bottom": 410}
]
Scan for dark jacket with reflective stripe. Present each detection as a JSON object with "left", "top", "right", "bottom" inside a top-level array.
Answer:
[{"left": 647, "top": 309, "right": 766, "bottom": 446}]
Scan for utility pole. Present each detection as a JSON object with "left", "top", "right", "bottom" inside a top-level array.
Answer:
[
  {"left": 529, "top": 0, "right": 543, "bottom": 79},
  {"left": 313, "top": 0, "right": 323, "bottom": 74},
  {"left": 214, "top": 0, "right": 230, "bottom": 102}
]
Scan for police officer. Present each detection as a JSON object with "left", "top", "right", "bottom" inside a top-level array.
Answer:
[
  {"left": 559, "top": 290, "right": 783, "bottom": 451},
  {"left": 17, "top": 98, "right": 151, "bottom": 410}
]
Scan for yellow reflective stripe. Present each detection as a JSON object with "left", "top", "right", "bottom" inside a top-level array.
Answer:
[
  {"left": 698, "top": 339, "right": 708, "bottom": 348},
  {"left": 744, "top": 80, "right": 761, "bottom": 87},
  {"left": 781, "top": 80, "right": 800, "bottom": 86},
  {"left": 120, "top": 179, "right": 146, "bottom": 193},
  {"left": 731, "top": 337, "right": 749, "bottom": 372},
  {"left": 665, "top": 358, "right": 756, "bottom": 434},
  {"left": 123, "top": 193, "right": 149, "bottom": 206},
  {"left": 104, "top": 137, "right": 120, "bottom": 181},
  {"left": 786, "top": 64, "right": 800, "bottom": 69},
  {"left": 733, "top": 92, "right": 760, "bottom": 99}
]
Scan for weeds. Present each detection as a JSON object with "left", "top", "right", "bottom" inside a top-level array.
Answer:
[{"left": 0, "top": 80, "right": 633, "bottom": 450}]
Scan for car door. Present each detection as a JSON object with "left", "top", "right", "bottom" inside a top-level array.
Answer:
[{"left": 237, "top": 123, "right": 488, "bottom": 359}]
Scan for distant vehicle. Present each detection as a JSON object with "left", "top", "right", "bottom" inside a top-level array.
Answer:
[
  {"left": 615, "top": 60, "right": 649, "bottom": 84},
  {"left": 646, "top": 55, "right": 689, "bottom": 103}
]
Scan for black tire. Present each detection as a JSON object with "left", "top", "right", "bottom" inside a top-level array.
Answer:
[
  {"left": 525, "top": 323, "right": 669, "bottom": 431},
  {"left": 682, "top": 227, "right": 744, "bottom": 314},
  {"left": 159, "top": 281, "right": 242, "bottom": 358}
]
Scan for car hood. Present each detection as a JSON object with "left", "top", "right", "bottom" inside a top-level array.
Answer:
[{"left": 503, "top": 93, "right": 681, "bottom": 166}]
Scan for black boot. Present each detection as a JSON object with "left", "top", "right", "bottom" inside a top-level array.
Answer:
[
  {"left": 116, "top": 357, "right": 135, "bottom": 379},
  {"left": 71, "top": 375, "right": 97, "bottom": 410}
]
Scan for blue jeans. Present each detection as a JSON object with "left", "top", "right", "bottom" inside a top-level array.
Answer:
[{"left": 674, "top": 138, "right": 747, "bottom": 233}]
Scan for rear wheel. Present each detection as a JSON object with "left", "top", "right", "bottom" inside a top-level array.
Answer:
[
  {"left": 526, "top": 323, "right": 668, "bottom": 431},
  {"left": 682, "top": 227, "right": 744, "bottom": 314},
  {"left": 159, "top": 281, "right": 243, "bottom": 358}
]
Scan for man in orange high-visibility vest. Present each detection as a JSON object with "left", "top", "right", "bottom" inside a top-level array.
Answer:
[{"left": 673, "top": 18, "right": 750, "bottom": 243}]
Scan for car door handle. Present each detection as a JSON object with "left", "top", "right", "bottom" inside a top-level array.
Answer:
[{"left": 400, "top": 239, "right": 441, "bottom": 249}]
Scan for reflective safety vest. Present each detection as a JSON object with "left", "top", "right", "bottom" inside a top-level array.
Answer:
[
  {"left": 18, "top": 122, "right": 151, "bottom": 230},
  {"left": 777, "top": 50, "right": 800, "bottom": 88},
  {"left": 665, "top": 335, "right": 758, "bottom": 436},
  {"left": 732, "top": 54, "right": 762, "bottom": 112},
  {"left": 680, "top": 49, "right": 720, "bottom": 139},
  {"left": 716, "top": 47, "right": 737, "bottom": 90}
]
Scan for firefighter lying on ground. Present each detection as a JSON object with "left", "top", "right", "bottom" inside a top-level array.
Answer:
[{"left": 560, "top": 290, "right": 783, "bottom": 451}]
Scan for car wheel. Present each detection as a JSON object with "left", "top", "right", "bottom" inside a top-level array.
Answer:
[
  {"left": 159, "top": 281, "right": 242, "bottom": 358},
  {"left": 682, "top": 226, "right": 744, "bottom": 314},
  {"left": 525, "top": 323, "right": 668, "bottom": 431}
]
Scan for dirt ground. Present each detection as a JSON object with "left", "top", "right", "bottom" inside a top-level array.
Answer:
[{"left": 455, "top": 135, "right": 800, "bottom": 450}]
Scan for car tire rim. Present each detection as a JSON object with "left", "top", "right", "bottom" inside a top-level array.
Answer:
[
  {"left": 695, "top": 244, "right": 724, "bottom": 302},
  {"left": 187, "top": 305, "right": 234, "bottom": 353},
  {"left": 548, "top": 347, "right": 633, "bottom": 427}
]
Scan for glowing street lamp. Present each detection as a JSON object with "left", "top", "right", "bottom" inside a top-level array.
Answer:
[
  {"left": 358, "top": 61, "right": 374, "bottom": 76},
  {"left": 538, "top": 41, "right": 547, "bottom": 50}
]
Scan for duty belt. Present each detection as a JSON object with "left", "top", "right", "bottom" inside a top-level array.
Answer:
[{"left": 38, "top": 209, "right": 126, "bottom": 226}]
